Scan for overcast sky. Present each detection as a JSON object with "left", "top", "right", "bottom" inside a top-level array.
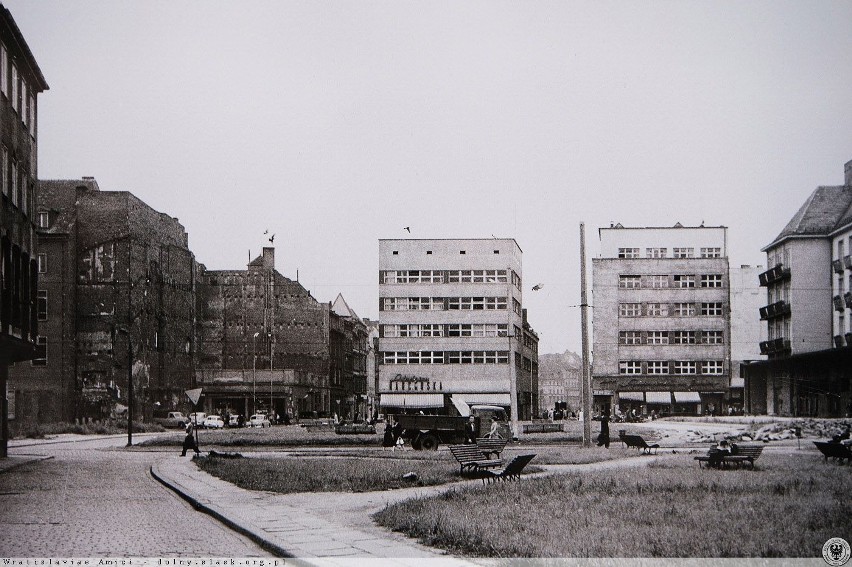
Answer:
[{"left": 6, "top": 1, "right": 852, "bottom": 354}]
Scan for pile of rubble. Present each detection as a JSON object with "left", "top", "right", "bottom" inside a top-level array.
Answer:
[{"left": 674, "top": 419, "right": 851, "bottom": 445}]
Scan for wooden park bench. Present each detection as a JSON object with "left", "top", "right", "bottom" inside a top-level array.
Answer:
[
  {"left": 448, "top": 444, "right": 502, "bottom": 475},
  {"left": 695, "top": 444, "right": 764, "bottom": 469},
  {"left": 619, "top": 433, "right": 659, "bottom": 454},
  {"left": 481, "top": 454, "right": 537, "bottom": 485},
  {"left": 813, "top": 441, "right": 852, "bottom": 465},
  {"left": 476, "top": 437, "right": 509, "bottom": 459}
]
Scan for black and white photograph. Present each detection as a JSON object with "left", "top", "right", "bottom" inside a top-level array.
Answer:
[{"left": 1, "top": 1, "right": 851, "bottom": 564}]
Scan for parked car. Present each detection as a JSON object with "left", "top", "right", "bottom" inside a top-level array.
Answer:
[
  {"left": 228, "top": 414, "right": 242, "bottom": 427},
  {"left": 153, "top": 411, "right": 189, "bottom": 429},
  {"left": 249, "top": 414, "right": 271, "bottom": 428},
  {"left": 203, "top": 415, "right": 225, "bottom": 429},
  {"left": 188, "top": 412, "right": 207, "bottom": 427}
]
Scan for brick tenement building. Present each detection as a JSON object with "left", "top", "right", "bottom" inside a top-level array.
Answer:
[
  {"left": 8, "top": 178, "right": 197, "bottom": 428},
  {"left": 1, "top": 5, "right": 48, "bottom": 455},
  {"left": 196, "top": 248, "right": 367, "bottom": 421}
]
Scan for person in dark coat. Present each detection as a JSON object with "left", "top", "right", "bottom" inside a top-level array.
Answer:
[
  {"left": 464, "top": 416, "right": 476, "bottom": 444},
  {"left": 382, "top": 421, "right": 395, "bottom": 449},
  {"left": 596, "top": 410, "right": 610, "bottom": 448},
  {"left": 181, "top": 422, "right": 201, "bottom": 457}
]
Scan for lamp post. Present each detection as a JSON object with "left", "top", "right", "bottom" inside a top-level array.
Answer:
[
  {"left": 252, "top": 332, "right": 259, "bottom": 415},
  {"left": 115, "top": 326, "right": 134, "bottom": 447},
  {"left": 269, "top": 332, "right": 274, "bottom": 424}
]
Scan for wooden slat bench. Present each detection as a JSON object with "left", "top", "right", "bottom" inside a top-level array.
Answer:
[
  {"left": 619, "top": 433, "right": 659, "bottom": 454},
  {"left": 449, "top": 444, "right": 502, "bottom": 475},
  {"left": 476, "top": 438, "right": 509, "bottom": 459},
  {"left": 481, "top": 454, "right": 536, "bottom": 484},
  {"left": 813, "top": 441, "right": 852, "bottom": 465},
  {"left": 695, "top": 444, "right": 764, "bottom": 469}
]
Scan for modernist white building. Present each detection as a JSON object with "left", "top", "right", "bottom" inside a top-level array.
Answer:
[
  {"left": 591, "top": 224, "right": 738, "bottom": 416},
  {"left": 377, "top": 239, "right": 538, "bottom": 420}
]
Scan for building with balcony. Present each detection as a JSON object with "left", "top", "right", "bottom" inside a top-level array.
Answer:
[
  {"left": 377, "top": 239, "right": 539, "bottom": 421},
  {"left": 591, "top": 224, "right": 745, "bottom": 417},
  {"left": 744, "top": 159, "right": 852, "bottom": 417},
  {"left": 0, "top": 5, "right": 49, "bottom": 455},
  {"left": 195, "top": 247, "right": 367, "bottom": 421}
]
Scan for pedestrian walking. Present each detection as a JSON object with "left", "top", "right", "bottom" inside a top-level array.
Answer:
[
  {"left": 597, "top": 410, "right": 610, "bottom": 448},
  {"left": 382, "top": 421, "right": 395, "bottom": 450},
  {"left": 181, "top": 422, "right": 201, "bottom": 457}
]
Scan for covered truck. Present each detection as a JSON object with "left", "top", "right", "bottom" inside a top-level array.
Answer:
[{"left": 391, "top": 402, "right": 510, "bottom": 450}]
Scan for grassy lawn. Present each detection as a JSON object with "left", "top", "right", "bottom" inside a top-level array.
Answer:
[{"left": 373, "top": 451, "right": 852, "bottom": 558}]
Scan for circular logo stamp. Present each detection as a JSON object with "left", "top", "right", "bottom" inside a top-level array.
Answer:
[{"left": 823, "top": 538, "right": 851, "bottom": 566}]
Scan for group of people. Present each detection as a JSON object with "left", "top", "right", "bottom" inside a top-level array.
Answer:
[{"left": 382, "top": 420, "right": 404, "bottom": 450}]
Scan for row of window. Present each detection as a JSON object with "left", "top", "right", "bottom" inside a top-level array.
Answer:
[
  {"left": 618, "top": 274, "right": 723, "bottom": 289},
  {"left": 619, "top": 302, "right": 724, "bottom": 317},
  {"left": 382, "top": 323, "right": 509, "bottom": 338},
  {"left": 618, "top": 247, "right": 722, "bottom": 259},
  {"left": 381, "top": 296, "right": 508, "bottom": 311},
  {"left": 619, "top": 330, "right": 723, "bottom": 345},
  {"left": 382, "top": 269, "right": 508, "bottom": 284},
  {"left": 382, "top": 350, "right": 510, "bottom": 364},
  {"left": 619, "top": 360, "right": 724, "bottom": 375},
  {"left": 1, "top": 43, "right": 37, "bottom": 134}
]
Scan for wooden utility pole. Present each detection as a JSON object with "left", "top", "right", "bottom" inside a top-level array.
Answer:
[{"left": 580, "top": 223, "right": 592, "bottom": 447}]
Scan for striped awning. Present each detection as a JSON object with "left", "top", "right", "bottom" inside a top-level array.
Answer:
[
  {"left": 618, "top": 391, "right": 645, "bottom": 402},
  {"left": 456, "top": 393, "right": 511, "bottom": 406},
  {"left": 380, "top": 393, "right": 444, "bottom": 408},
  {"left": 645, "top": 391, "right": 672, "bottom": 404},
  {"left": 673, "top": 391, "right": 702, "bottom": 403}
]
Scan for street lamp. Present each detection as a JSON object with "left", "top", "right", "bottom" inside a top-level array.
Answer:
[
  {"left": 269, "top": 332, "right": 274, "bottom": 423},
  {"left": 116, "top": 326, "right": 133, "bottom": 447},
  {"left": 252, "top": 332, "right": 259, "bottom": 415}
]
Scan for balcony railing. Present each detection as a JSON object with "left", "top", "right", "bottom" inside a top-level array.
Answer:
[
  {"left": 832, "top": 259, "right": 844, "bottom": 274},
  {"left": 760, "top": 338, "right": 791, "bottom": 355},
  {"left": 845, "top": 255, "right": 852, "bottom": 269},
  {"left": 758, "top": 263, "right": 792, "bottom": 287},
  {"left": 834, "top": 334, "right": 845, "bottom": 348},
  {"left": 759, "top": 300, "right": 791, "bottom": 320},
  {"left": 833, "top": 295, "right": 845, "bottom": 312}
]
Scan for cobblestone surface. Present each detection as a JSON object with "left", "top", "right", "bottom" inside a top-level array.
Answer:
[{"left": 0, "top": 437, "right": 268, "bottom": 557}]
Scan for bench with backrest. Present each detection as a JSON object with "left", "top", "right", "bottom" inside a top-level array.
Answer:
[
  {"left": 813, "top": 441, "right": 852, "bottom": 465},
  {"left": 476, "top": 438, "right": 509, "bottom": 459},
  {"left": 448, "top": 444, "right": 502, "bottom": 475},
  {"left": 695, "top": 444, "right": 764, "bottom": 469},
  {"left": 481, "top": 454, "right": 536, "bottom": 484},
  {"left": 619, "top": 433, "right": 659, "bottom": 454}
]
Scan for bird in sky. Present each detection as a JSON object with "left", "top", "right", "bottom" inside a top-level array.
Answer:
[
  {"left": 404, "top": 227, "right": 411, "bottom": 233},
  {"left": 269, "top": 234, "right": 275, "bottom": 243},
  {"left": 263, "top": 229, "right": 269, "bottom": 235},
  {"left": 532, "top": 283, "right": 543, "bottom": 291}
]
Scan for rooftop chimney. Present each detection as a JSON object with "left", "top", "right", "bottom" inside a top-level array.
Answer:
[
  {"left": 845, "top": 159, "right": 852, "bottom": 186},
  {"left": 262, "top": 247, "right": 275, "bottom": 270}
]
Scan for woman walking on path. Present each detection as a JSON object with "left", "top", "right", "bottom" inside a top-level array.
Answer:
[{"left": 597, "top": 411, "right": 610, "bottom": 448}]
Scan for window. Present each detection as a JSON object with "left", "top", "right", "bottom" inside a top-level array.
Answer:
[
  {"left": 1, "top": 146, "right": 7, "bottom": 198},
  {"left": 619, "top": 361, "right": 642, "bottom": 375},
  {"left": 646, "top": 248, "right": 667, "bottom": 258},
  {"left": 619, "top": 275, "right": 641, "bottom": 289},
  {"left": 700, "top": 274, "right": 723, "bottom": 288},
  {"left": 673, "top": 302, "right": 695, "bottom": 316},
  {"left": 619, "top": 331, "right": 642, "bottom": 345},
  {"left": 647, "top": 361, "right": 669, "bottom": 375},
  {"left": 447, "top": 323, "right": 507, "bottom": 337},
  {"left": 701, "top": 302, "right": 723, "bottom": 316},
  {"left": 32, "top": 336, "right": 47, "bottom": 366},
  {"left": 447, "top": 269, "right": 507, "bottom": 283},
  {"left": 673, "top": 361, "right": 697, "bottom": 375},
  {"left": 447, "top": 296, "right": 507, "bottom": 310},
  {"left": 20, "top": 168, "right": 27, "bottom": 215},
  {"left": 671, "top": 331, "right": 696, "bottom": 345},
  {"left": 702, "top": 330, "right": 723, "bottom": 345},
  {"left": 673, "top": 274, "right": 695, "bottom": 288},
  {"left": 647, "top": 303, "right": 668, "bottom": 317},
  {"left": 701, "top": 361, "right": 724, "bottom": 375},
  {"left": 619, "top": 303, "right": 641, "bottom": 317},
  {"left": 37, "top": 290, "right": 47, "bottom": 321},
  {"left": 646, "top": 275, "right": 669, "bottom": 288},
  {"left": 0, "top": 43, "right": 6, "bottom": 97},
  {"left": 28, "top": 95, "right": 35, "bottom": 135},
  {"left": 10, "top": 160, "right": 16, "bottom": 207},
  {"left": 37, "top": 211, "right": 49, "bottom": 228},
  {"left": 37, "top": 253, "right": 46, "bottom": 273},
  {"left": 673, "top": 247, "right": 694, "bottom": 258},
  {"left": 618, "top": 248, "right": 639, "bottom": 258},
  {"left": 21, "top": 80, "right": 27, "bottom": 126},
  {"left": 647, "top": 331, "right": 668, "bottom": 345},
  {"left": 10, "top": 62, "right": 17, "bottom": 113},
  {"left": 700, "top": 247, "right": 721, "bottom": 258}
]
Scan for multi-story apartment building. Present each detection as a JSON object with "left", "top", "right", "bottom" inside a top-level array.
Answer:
[
  {"left": 377, "top": 239, "right": 539, "bottom": 421},
  {"left": 537, "top": 351, "right": 581, "bottom": 417},
  {"left": 8, "top": 178, "right": 197, "bottom": 428},
  {"left": 592, "top": 224, "right": 734, "bottom": 416},
  {"left": 196, "top": 247, "right": 367, "bottom": 421},
  {"left": 745, "top": 159, "right": 852, "bottom": 417},
  {"left": 0, "top": 5, "right": 48, "bottom": 455}
]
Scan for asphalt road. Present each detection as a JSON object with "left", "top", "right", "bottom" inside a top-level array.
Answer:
[{"left": 0, "top": 436, "right": 269, "bottom": 557}]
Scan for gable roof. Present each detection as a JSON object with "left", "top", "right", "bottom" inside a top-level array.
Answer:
[
  {"left": 332, "top": 293, "right": 360, "bottom": 320},
  {"left": 764, "top": 185, "right": 852, "bottom": 250}
]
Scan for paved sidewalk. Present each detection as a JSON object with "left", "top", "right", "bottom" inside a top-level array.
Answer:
[{"left": 151, "top": 452, "right": 656, "bottom": 565}]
